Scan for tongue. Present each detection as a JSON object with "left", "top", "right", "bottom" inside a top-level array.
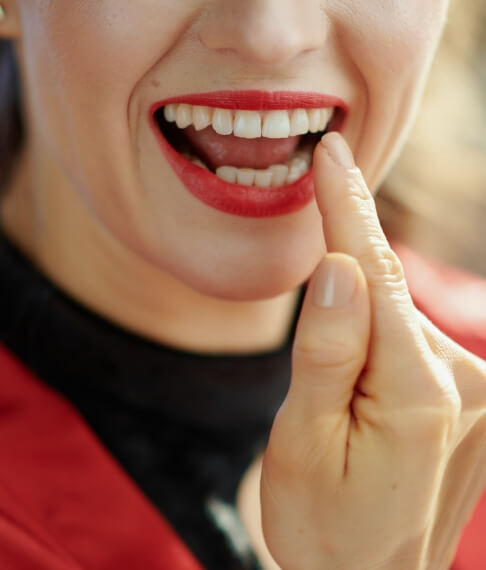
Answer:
[{"left": 182, "top": 125, "right": 301, "bottom": 170}]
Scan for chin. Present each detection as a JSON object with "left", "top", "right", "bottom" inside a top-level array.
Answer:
[{"left": 175, "top": 250, "right": 322, "bottom": 302}]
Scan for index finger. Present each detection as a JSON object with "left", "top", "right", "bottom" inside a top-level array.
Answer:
[{"left": 313, "top": 132, "right": 430, "bottom": 377}]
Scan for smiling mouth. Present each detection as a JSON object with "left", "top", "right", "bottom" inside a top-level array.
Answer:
[
  {"left": 154, "top": 104, "right": 339, "bottom": 188},
  {"left": 149, "top": 91, "right": 348, "bottom": 217}
]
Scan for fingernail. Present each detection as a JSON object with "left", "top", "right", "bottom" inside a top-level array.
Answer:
[
  {"left": 313, "top": 257, "right": 357, "bottom": 308},
  {"left": 320, "top": 132, "right": 355, "bottom": 169}
]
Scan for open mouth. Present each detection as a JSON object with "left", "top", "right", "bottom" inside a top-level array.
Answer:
[
  {"left": 149, "top": 91, "right": 348, "bottom": 217},
  {"left": 153, "top": 104, "right": 340, "bottom": 188}
]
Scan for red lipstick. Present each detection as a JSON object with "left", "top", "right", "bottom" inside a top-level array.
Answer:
[{"left": 149, "top": 90, "right": 348, "bottom": 218}]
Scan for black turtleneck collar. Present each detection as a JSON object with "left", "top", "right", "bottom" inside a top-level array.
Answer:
[{"left": 0, "top": 225, "right": 305, "bottom": 570}]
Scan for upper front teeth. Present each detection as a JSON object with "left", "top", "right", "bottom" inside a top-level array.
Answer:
[{"left": 163, "top": 103, "right": 334, "bottom": 139}]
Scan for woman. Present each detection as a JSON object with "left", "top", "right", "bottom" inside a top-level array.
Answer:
[{"left": 0, "top": 1, "right": 485, "bottom": 569}]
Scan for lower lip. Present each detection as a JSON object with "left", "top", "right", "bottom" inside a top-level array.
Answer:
[{"left": 148, "top": 115, "right": 315, "bottom": 218}]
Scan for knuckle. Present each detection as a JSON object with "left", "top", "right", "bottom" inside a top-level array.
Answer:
[
  {"left": 359, "top": 242, "right": 407, "bottom": 292},
  {"left": 422, "top": 408, "right": 460, "bottom": 451},
  {"left": 461, "top": 355, "right": 486, "bottom": 409},
  {"left": 382, "top": 359, "right": 462, "bottom": 449},
  {"left": 429, "top": 358, "right": 462, "bottom": 415},
  {"left": 292, "top": 334, "right": 362, "bottom": 377},
  {"left": 432, "top": 394, "right": 462, "bottom": 438},
  {"left": 388, "top": 401, "right": 460, "bottom": 454},
  {"left": 417, "top": 357, "right": 462, "bottom": 412},
  {"left": 415, "top": 381, "right": 462, "bottom": 446},
  {"left": 347, "top": 170, "right": 371, "bottom": 200},
  {"left": 440, "top": 391, "right": 462, "bottom": 422}
]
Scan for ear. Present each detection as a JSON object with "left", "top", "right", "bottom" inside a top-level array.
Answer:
[{"left": 0, "top": 2, "right": 21, "bottom": 39}]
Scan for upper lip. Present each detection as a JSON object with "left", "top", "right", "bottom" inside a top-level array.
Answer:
[{"left": 150, "top": 90, "right": 348, "bottom": 112}]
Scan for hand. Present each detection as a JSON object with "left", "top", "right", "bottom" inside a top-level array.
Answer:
[{"left": 260, "top": 133, "right": 486, "bottom": 570}]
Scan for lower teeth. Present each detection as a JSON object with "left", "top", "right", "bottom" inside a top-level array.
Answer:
[{"left": 182, "top": 146, "right": 313, "bottom": 188}]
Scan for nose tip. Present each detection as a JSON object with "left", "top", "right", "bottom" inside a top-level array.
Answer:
[
  {"left": 207, "top": 33, "right": 318, "bottom": 68},
  {"left": 198, "top": 1, "right": 327, "bottom": 68}
]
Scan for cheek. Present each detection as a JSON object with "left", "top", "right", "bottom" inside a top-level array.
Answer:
[
  {"left": 329, "top": 0, "right": 447, "bottom": 186},
  {"left": 17, "top": 1, "right": 201, "bottom": 237},
  {"left": 23, "top": 2, "right": 191, "bottom": 93},
  {"left": 18, "top": 2, "right": 193, "bottom": 182},
  {"left": 334, "top": 1, "right": 447, "bottom": 84}
]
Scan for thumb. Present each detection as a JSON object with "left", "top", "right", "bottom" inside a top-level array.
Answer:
[{"left": 288, "top": 253, "right": 370, "bottom": 421}]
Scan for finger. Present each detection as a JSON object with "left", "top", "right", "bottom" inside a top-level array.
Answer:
[
  {"left": 313, "top": 132, "right": 430, "bottom": 377},
  {"left": 418, "top": 311, "right": 486, "bottom": 412},
  {"left": 287, "top": 252, "right": 370, "bottom": 424}
]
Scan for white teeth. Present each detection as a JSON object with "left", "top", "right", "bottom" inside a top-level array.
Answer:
[
  {"left": 162, "top": 103, "right": 335, "bottom": 139},
  {"left": 193, "top": 106, "right": 213, "bottom": 131},
  {"left": 215, "top": 166, "right": 237, "bottom": 183},
  {"left": 212, "top": 108, "right": 233, "bottom": 135},
  {"left": 175, "top": 104, "right": 193, "bottom": 129},
  {"left": 307, "top": 108, "right": 322, "bottom": 133},
  {"left": 236, "top": 168, "right": 256, "bottom": 186},
  {"left": 319, "top": 109, "right": 333, "bottom": 132},
  {"left": 254, "top": 169, "right": 273, "bottom": 188},
  {"left": 233, "top": 111, "right": 262, "bottom": 139},
  {"left": 290, "top": 155, "right": 310, "bottom": 171},
  {"left": 287, "top": 164, "right": 303, "bottom": 184},
  {"left": 262, "top": 110, "right": 291, "bottom": 139},
  {"left": 166, "top": 102, "right": 329, "bottom": 187},
  {"left": 187, "top": 145, "right": 313, "bottom": 188},
  {"left": 289, "top": 109, "right": 310, "bottom": 136},
  {"left": 269, "top": 164, "right": 290, "bottom": 187},
  {"left": 164, "top": 103, "right": 177, "bottom": 122}
]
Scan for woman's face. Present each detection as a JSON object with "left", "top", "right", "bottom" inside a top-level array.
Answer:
[{"left": 12, "top": 0, "right": 448, "bottom": 300}]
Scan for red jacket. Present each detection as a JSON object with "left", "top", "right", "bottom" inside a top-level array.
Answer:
[{"left": 0, "top": 246, "right": 485, "bottom": 570}]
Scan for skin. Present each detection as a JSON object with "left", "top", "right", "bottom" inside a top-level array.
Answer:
[
  {"left": 258, "top": 136, "right": 486, "bottom": 568},
  {"left": 1, "top": 0, "right": 447, "bottom": 352},
  {"left": 2, "top": 1, "right": 486, "bottom": 569}
]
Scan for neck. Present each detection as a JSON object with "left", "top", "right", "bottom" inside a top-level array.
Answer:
[{"left": 0, "top": 146, "right": 301, "bottom": 355}]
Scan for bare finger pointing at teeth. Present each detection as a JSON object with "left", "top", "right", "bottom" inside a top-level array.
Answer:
[
  {"left": 312, "top": 133, "right": 447, "bottom": 408},
  {"left": 260, "top": 132, "right": 463, "bottom": 570}
]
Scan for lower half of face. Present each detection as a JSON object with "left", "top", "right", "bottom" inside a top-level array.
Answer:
[{"left": 16, "top": 0, "right": 448, "bottom": 300}]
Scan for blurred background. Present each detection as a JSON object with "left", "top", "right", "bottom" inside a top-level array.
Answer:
[{"left": 378, "top": 0, "right": 486, "bottom": 277}]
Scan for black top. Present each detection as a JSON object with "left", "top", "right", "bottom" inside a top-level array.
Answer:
[{"left": 0, "top": 227, "right": 305, "bottom": 570}]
